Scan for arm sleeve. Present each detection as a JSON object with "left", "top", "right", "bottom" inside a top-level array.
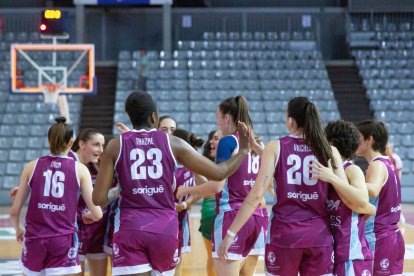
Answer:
[{"left": 216, "top": 136, "right": 238, "bottom": 164}]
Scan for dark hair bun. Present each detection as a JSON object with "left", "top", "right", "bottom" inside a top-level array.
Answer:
[
  {"left": 55, "top": 117, "right": 67, "bottom": 123},
  {"left": 190, "top": 134, "right": 205, "bottom": 148}
]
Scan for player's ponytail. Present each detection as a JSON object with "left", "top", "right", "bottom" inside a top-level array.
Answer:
[
  {"left": 173, "top": 129, "right": 204, "bottom": 149},
  {"left": 218, "top": 96, "right": 253, "bottom": 129},
  {"left": 288, "top": 97, "right": 336, "bottom": 169},
  {"left": 48, "top": 117, "right": 74, "bottom": 155},
  {"left": 235, "top": 96, "right": 253, "bottom": 129}
]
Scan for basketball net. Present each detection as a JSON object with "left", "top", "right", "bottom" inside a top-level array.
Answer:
[{"left": 41, "top": 83, "right": 62, "bottom": 104}]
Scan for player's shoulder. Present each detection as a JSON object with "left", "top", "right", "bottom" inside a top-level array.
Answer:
[{"left": 218, "top": 135, "right": 237, "bottom": 147}]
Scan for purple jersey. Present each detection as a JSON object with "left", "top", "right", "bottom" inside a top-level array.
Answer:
[
  {"left": 365, "top": 156, "right": 401, "bottom": 240},
  {"left": 216, "top": 134, "right": 261, "bottom": 216},
  {"left": 270, "top": 136, "right": 332, "bottom": 248},
  {"left": 174, "top": 165, "right": 194, "bottom": 224},
  {"left": 115, "top": 129, "right": 177, "bottom": 237},
  {"left": 25, "top": 155, "right": 80, "bottom": 239},
  {"left": 328, "top": 161, "right": 372, "bottom": 263}
]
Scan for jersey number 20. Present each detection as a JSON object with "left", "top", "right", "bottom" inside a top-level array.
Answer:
[{"left": 130, "top": 148, "right": 163, "bottom": 180}]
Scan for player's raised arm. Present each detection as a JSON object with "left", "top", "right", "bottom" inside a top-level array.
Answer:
[{"left": 171, "top": 121, "right": 250, "bottom": 181}]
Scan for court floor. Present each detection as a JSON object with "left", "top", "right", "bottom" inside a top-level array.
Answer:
[{"left": 0, "top": 205, "right": 413, "bottom": 276}]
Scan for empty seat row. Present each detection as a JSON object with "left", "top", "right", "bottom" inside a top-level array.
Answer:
[{"left": 201, "top": 31, "right": 316, "bottom": 41}]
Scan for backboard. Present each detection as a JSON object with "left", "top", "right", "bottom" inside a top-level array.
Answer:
[{"left": 10, "top": 43, "right": 96, "bottom": 95}]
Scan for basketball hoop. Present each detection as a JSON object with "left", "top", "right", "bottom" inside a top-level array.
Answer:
[{"left": 41, "top": 83, "right": 62, "bottom": 104}]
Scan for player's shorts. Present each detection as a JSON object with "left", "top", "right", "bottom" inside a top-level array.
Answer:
[
  {"left": 103, "top": 198, "right": 119, "bottom": 255},
  {"left": 264, "top": 243, "right": 334, "bottom": 276},
  {"left": 334, "top": 259, "right": 373, "bottom": 276},
  {"left": 112, "top": 230, "right": 178, "bottom": 275},
  {"left": 212, "top": 210, "right": 262, "bottom": 261},
  {"left": 372, "top": 230, "right": 405, "bottom": 276},
  {"left": 249, "top": 208, "right": 268, "bottom": 256},
  {"left": 178, "top": 214, "right": 191, "bottom": 256},
  {"left": 199, "top": 198, "right": 216, "bottom": 240},
  {"left": 78, "top": 220, "right": 108, "bottom": 261},
  {"left": 21, "top": 233, "right": 81, "bottom": 276}
]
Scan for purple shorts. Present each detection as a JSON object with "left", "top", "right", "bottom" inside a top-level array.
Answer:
[
  {"left": 21, "top": 233, "right": 81, "bottom": 275},
  {"left": 78, "top": 220, "right": 107, "bottom": 261},
  {"left": 178, "top": 214, "right": 191, "bottom": 255},
  {"left": 250, "top": 208, "right": 268, "bottom": 256},
  {"left": 265, "top": 244, "right": 334, "bottom": 276},
  {"left": 334, "top": 259, "right": 373, "bottom": 276},
  {"left": 212, "top": 210, "right": 262, "bottom": 260},
  {"left": 112, "top": 230, "right": 178, "bottom": 275},
  {"left": 103, "top": 198, "right": 119, "bottom": 255},
  {"left": 372, "top": 231, "right": 405, "bottom": 276}
]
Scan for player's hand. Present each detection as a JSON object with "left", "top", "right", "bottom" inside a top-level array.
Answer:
[
  {"left": 175, "top": 202, "right": 186, "bottom": 213},
  {"left": 176, "top": 186, "right": 187, "bottom": 201},
  {"left": 82, "top": 211, "right": 99, "bottom": 224},
  {"left": 115, "top": 122, "right": 130, "bottom": 133},
  {"left": 237, "top": 121, "right": 250, "bottom": 154},
  {"left": 16, "top": 225, "right": 25, "bottom": 244},
  {"left": 9, "top": 187, "right": 19, "bottom": 201},
  {"left": 217, "top": 234, "right": 233, "bottom": 261},
  {"left": 309, "top": 159, "right": 334, "bottom": 183}
]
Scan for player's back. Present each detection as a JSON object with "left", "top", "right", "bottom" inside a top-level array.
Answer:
[
  {"left": 25, "top": 155, "right": 80, "bottom": 239},
  {"left": 115, "top": 129, "right": 177, "bottom": 236},
  {"left": 328, "top": 161, "right": 372, "bottom": 262},
  {"left": 174, "top": 165, "right": 194, "bottom": 222},
  {"left": 216, "top": 134, "right": 261, "bottom": 215},
  {"left": 270, "top": 135, "right": 332, "bottom": 248},
  {"left": 366, "top": 156, "right": 401, "bottom": 240}
]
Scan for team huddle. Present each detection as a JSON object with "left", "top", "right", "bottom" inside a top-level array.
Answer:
[{"left": 9, "top": 91, "right": 404, "bottom": 276}]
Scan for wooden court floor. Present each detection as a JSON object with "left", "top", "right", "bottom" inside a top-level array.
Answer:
[{"left": 0, "top": 205, "right": 413, "bottom": 275}]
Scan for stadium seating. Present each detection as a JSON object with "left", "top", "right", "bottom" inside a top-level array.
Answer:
[
  {"left": 113, "top": 31, "right": 340, "bottom": 143},
  {"left": 351, "top": 17, "right": 414, "bottom": 200}
]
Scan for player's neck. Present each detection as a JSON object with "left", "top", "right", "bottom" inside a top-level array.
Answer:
[{"left": 364, "top": 150, "right": 382, "bottom": 163}]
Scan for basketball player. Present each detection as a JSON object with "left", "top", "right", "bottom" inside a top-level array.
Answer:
[
  {"left": 309, "top": 120, "right": 375, "bottom": 275},
  {"left": 116, "top": 115, "right": 176, "bottom": 135},
  {"left": 199, "top": 130, "right": 222, "bottom": 276},
  {"left": 172, "top": 128, "right": 204, "bottom": 276},
  {"left": 93, "top": 91, "right": 250, "bottom": 276},
  {"left": 9, "top": 117, "right": 103, "bottom": 275},
  {"left": 178, "top": 96, "right": 265, "bottom": 276},
  {"left": 356, "top": 120, "right": 405, "bottom": 276},
  {"left": 159, "top": 115, "right": 177, "bottom": 134},
  {"left": 217, "top": 97, "right": 347, "bottom": 276},
  {"left": 69, "top": 129, "right": 109, "bottom": 276}
]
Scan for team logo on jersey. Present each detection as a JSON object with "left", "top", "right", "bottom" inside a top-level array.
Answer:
[
  {"left": 380, "top": 258, "right": 389, "bottom": 270},
  {"left": 113, "top": 243, "right": 120, "bottom": 256},
  {"left": 326, "top": 199, "right": 341, "bottom": 211},
  {"left": 68, "top": 247, "right": 77, "bottom": 259},
  {"left": 50, "top": 161, "right": 62, "bottom": 169},
  {"left": 232, "top": 235, "right": 239, "bottom": 243},
  {"left": 173, "top": 249, "right": 179, "bottom": 263},
  {"left": 361, "top": 270, "right": 371, "bottom": 276},
  {"left": 331, "top": 252, "right": 335, "bottom": 263},
  {"left": 267, "top": 251, "right": 276, "bottom": 265}
]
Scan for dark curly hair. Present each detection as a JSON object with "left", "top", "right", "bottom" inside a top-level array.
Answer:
[{"left": 325, "top": 120, "right": 360, "bottom": 160}]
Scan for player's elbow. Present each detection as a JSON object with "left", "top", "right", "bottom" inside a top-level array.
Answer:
[{"left": 92, "top": 191, "right": 105, "bottom": 207}]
